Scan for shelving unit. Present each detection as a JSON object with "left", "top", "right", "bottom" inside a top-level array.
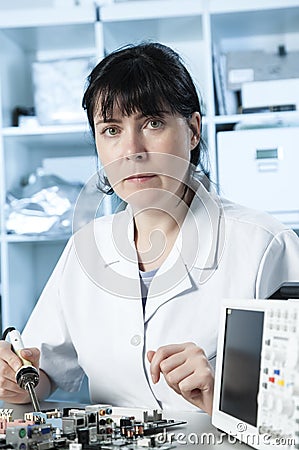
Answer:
[
  {"left": 0, "top": 2, "right": 99, "bottom": 335},
  {"left": 0, "top": 0, "right": 299, "bottom": 336},
  {"left": 209, "top": 0, "right": 299, "bottom": 231}
]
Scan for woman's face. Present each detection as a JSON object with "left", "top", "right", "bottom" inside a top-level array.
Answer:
[{"left": 94, "top": 106, "right": 201, "bottom": 209}]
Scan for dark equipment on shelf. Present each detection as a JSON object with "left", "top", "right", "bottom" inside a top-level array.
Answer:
[{"left": 267, "top": 282, "right": 299, "bottom": 300}]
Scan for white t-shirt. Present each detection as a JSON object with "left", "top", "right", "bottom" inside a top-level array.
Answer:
[
  {"left": 22, "top": 183, "right": 299, "bottom": 410},
  {"left": 139, "top": 268, "right": 158, "bottom": 314}
]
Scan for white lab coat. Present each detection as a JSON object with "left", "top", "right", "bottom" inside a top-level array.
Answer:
[{"left": 22, "top": 183, "right": 299, "bottom": 411}]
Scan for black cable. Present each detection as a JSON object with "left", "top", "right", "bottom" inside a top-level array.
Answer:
[{"left": 2, "top": 326, "right": 16, "bottom": 340}]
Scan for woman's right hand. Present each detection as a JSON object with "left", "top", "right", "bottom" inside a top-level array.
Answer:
[{"left": 0, "top": 340, "right": 40, "bottom": 403}]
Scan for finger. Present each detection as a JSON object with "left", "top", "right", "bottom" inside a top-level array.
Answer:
[
  {"left": 20, "top": 348, "right": 40, "bottom": 368},
  {"left": 0, "top": 341, "right": 23, "bottom": 372},
  {"left": 178, "top": 371, "right": 214, "bottom": 414},
  {"left": 0, "top": 359, "right": 19, "bottom": 383},
  {"left": 171, "top": 348, "right": 212, "bottom": 394},
  {"left": 0, "top": 376, "right": 25, "bottom": 397},
  {"left": 159, "top": 352, "right": 186, "bottom": 375},
  {"left": 178, "top": 371, "right": 208, "bottom": 395},
  {"left": 147, "top": 350, "right": 155, "bottom": 363},
  {"left": 159, "top": 345, "right": 208, "bottom": 394},
  {"left": 0, "top": 361, "right": 27, "bottom": 398},
  {"left": 0, "top": 385, "right": 30, "bottom": 403},
  {"left": 164, "top": 363, "right": 194, "bottom": 394},
  {"left": 150, "top": 344, "right": 186, "bottom": 383}
]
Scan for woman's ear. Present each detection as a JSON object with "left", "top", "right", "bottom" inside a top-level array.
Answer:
[{"left": 189, "top": 112, "right": 201, "bottom": 150}]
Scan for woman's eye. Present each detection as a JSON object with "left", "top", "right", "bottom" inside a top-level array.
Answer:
[
  {"left": 105, "top": 127, "right": 118, "bottom": 136},
  {"left": 149, "top": 120, "right": 162, "bottom": 129}
]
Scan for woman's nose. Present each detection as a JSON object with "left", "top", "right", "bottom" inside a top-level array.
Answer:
[
  {"left": 127, "top": 153, "right": 144, "bottom": 161},
  {"left": 124, "top": 131, "right": 146, "bottom": 161}
]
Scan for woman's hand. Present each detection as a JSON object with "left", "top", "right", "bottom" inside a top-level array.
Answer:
[
  {"left": 0, "top": 340, "right": 41, "bottom": 404},
  {"left": 147, "top": 342, "right": 214, "bottom": 415}
]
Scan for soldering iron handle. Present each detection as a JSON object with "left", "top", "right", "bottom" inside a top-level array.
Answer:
[{"left": 7, "top": 329, "right": 32, "bottom": 367}]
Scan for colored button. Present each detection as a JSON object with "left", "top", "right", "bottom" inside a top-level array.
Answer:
[
  {"left": 269, "top": 377, "right": 275, "bottom": 383},
  {"left": 130, "top": 335, "right": 142, "bottom": 346},
  {"left": 274, "top": 369, "right": 280, "bottom": 375},
  {"left": 277, "top": 379, "right": 285, "bottom": 387}
]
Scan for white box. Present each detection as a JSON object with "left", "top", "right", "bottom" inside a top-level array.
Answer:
[
  {"left": 32, "top": 57, "right": 94, "bottom": 125},
  {"left": 217, "top": 127, "right": 299, "bottom": 229},
  {"left": 241, "top": 78, "right": 299, "bottom": 110}
]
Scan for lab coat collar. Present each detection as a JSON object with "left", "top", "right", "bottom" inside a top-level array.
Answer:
[
  {"left": 180, "top": 181, "right": 225, "bottom": 281},
  {"left": 144, "top": 246, "right": 194, "bottom": 321},
  {"left": 96, "top": 180, "right": 224, "bottom": 303},
  {"left": 75, "top": 208, "right": 141, "bottom": 300},
  {"left": 144, "top": 182, "right": 225, "bottom": 319}
]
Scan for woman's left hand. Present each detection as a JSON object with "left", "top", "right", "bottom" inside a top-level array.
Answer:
[{"left": 147, "top": 342, "right": 214, "bottom": 415}]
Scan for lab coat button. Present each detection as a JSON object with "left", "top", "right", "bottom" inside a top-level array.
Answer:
[{"left": 130, "top": 335, "right": 142, "bottom": 346}]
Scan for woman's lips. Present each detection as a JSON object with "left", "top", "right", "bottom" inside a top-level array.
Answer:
[{"left": 125, "top": 174, "right": 156, "bottom": 182}]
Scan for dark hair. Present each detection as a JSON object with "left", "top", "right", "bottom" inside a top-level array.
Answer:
[{"left": 82, "top": 42, "right": 209, "bottom": 194}]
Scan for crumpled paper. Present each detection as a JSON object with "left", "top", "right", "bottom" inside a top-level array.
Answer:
[{"left": 6, "top": 169, "right": 82, "bottom": 236}]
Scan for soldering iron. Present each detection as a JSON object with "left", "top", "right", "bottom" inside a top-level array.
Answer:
[{"left": 2, "top": 327, "right": 41, "bottom": 412}]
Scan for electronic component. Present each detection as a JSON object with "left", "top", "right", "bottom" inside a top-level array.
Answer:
[
  {"left": 2, "top": 328, "right": 40, "bottom": 412},
  {"left": 0, "top": 409, "right": 14, "bottom": 434},
  {"left": 2, "top": 405, "right": 185, "bottom": 450},
  {"left": 213, "top": 299, "right": 299, "bottom": 450}
]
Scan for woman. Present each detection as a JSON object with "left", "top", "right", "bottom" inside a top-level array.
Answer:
[{"left": 0, "top": 43, "right": 298, "bottom": 415}]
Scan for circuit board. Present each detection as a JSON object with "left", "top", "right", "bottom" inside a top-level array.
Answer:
[{"left": 0, "top": 406, "right": 186, "bottom": 450}]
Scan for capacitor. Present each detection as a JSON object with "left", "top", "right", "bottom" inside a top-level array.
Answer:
[
  {"left": 125, "top": 426, "right": 134, "bottom": 439},
  {"left": 134, "top": 422, "right": 144, "bottom": 436}
]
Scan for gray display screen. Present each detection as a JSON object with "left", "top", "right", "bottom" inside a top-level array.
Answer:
[
  {"left": 219, "top": 308, "right": 264, "bottom": 426},
  {"left": 256, "top": 148, "right": 278, "bottom": 159}
]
